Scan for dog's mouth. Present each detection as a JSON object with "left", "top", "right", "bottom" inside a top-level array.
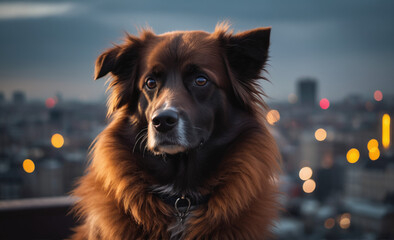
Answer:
[
  {"left": 151, "top": 139, "right": 205, "bottom": 155},
  {"left": 147, "top": 114, "right": 207, "bottom": 155},
  {"left": 155, "top": 143, "right": 187, "bottom": 155}
]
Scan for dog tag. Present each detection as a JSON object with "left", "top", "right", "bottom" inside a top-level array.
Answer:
[{"left": 174, "top": 195, "right": 191, "bottom": 223}]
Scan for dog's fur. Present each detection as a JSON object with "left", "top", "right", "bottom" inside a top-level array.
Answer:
[{"left": 70, "top": 23, "right": 280, "bottom": 240}]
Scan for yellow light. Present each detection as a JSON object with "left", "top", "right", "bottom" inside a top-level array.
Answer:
[
  {"left": 266, "top": 109, "right": 280, "bottom": 125},
  {"left": 367, "top": 139, "right": 378, "bottom": 151},
  {"left": 51, "top": 133, "right": 64, "bottom": 148},
  {"left": 315, "top": 128, "right": 327, "bottom": 141},
  {"left": 23, "top": 159, "right": 35, "bottom": 173},
  {"left": 382, "top": 114, "right": 390, "bottom": 149},
  {"left": 369, "top": 147, "right": 380, "bottom": 161},
  {"left": 339, "top": 214, "right": 351, "bottom": 229},
  {"left": 324, "top": 218, "right": 335, "bottom": 229},
  {"left": 299, "top": 167, "right": 313, "bottom": 181},
  {"left": 302, "top": 179, "right": 316, "bottom": 193},
  {"left": 346, "top": 148, "right": 360, "bottom": 164}
]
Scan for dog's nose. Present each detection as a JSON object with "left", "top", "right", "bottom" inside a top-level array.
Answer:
[{"left": 152, "top": 110, "right": 179, "bottom": 132}]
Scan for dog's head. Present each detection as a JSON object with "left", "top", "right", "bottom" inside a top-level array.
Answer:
[{"left": 95, "top": 23, "right": 270, "bottom": 156}]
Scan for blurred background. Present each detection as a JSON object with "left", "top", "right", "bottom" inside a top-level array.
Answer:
[{"left": 0, "top": 0, "right": 393, "bottom": 239}]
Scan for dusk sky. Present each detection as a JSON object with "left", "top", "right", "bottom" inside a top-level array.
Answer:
[{"left": 0, "top": 0, "right": 393, "bottom": 103}]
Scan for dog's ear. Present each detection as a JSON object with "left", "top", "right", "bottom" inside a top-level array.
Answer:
[
  {"left": 94, "top": 34, "right": 145, "bottom": 115},
  {"left": 225, "top": 27, "right": 270, "bottom": 81},
  {"left": 94, "top": 47, "right": 120, "bottom": 80},
  {"left": 217, "top": 26, "right": 271, "bottom": 112}
]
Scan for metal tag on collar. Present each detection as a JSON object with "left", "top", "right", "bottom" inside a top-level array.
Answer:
[{"left": 174, "top": 194, "right": 191, "bottom": 222}]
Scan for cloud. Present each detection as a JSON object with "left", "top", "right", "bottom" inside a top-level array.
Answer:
[{"left": 0, "top": 2, "right": 76, "bottom": 20}]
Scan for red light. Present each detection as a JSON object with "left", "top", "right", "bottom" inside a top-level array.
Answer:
[
  {"left": 374, "top": 90, "right": 383, "bottom": 101},
  {"left": 320, "top": 98, "right": 330, "bottom": 110},
  {"left": 45, "top": 98, "right": 56, "bottom": 108}
]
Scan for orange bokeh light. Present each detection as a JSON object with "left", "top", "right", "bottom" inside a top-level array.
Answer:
[
  {"left": 367, "top": 139, "right": 378, "bottom": 151},
  {"left": 382, "top": 114, "right": 391, "bottom": 149},
  {"left": 339, "top": 213, "right": 351, "bottom": 229},
  {"left": 369, "top": 147, "right": 380, "bottom": 161},
  {"left": 51, "top": 133, "right": 64, "bottom": 148},
  {"left": 299, "top": 167, "right": 313, "bottom": 181},
  {"left": 324, "top": 218, "right": 335, "bottom": 229},
  {"left": 266, "top": 109, "right": 280, "bottom": 125},
  {"left": 303, "top": 179, "right": 316, "bottom": 193},
  {"left": 23, "top": 159, "right": 35, "bottom": 173},
  {"left": 315, "top": 128, "right": 327, "bottom": 141},
  {"left": 346, "top": 148, "right": 360, "bottom": 164}
]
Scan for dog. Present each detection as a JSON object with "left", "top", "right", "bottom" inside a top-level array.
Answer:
[{"left": 70, "top": 22, "right": 280, "bottom": 240}]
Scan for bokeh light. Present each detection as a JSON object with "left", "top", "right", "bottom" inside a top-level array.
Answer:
[
  {"left": 367, "top": 139, "right": 378, "bottom": 151},
  {"left": 266, "top": 109, "right": 280, "bottom": 125},
  {"left": 299, "top": 167, "right": 313, "bottom": 181},
  {"left": 23, "top": 159, "right": 35, "bottom": 173},
  {"left": 369, "top": 147, "right": 380, "bottom": 161},
  {"left": 51, "top": 133, "right": 64, "bottom": 148},
  {"left": 346, "top": 148, "right": 360, "bottom": 164},
  {"left": 339, "top": 213, "right": 351, "bottom": 229},
  {"left": 382, "top": 114, "right": 391, "bottom": 149},
  {"left": 45, "top": 97, "right": 56, "bottom": 108},
  {"left": 288, "top": 93, "right": 298, "bottom": 104},
  {"left": 324, "top": 218, "right": 335, "bottom": 229},
  {"left": 319, "top": 98, "right": 330, "bottom": 110},
  {"left": 315, "top": 128, "right": 327, "bottom": 141},
  {"left": 374, "top": 90, "right": 383, "bottom": 101},
  {"left": 302, "top": 179, "right": 316, "bottom": 193}
]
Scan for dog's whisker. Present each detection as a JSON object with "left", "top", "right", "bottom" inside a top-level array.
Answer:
[
  {"left": 133, "top": 135, "right": 144, "bottom": 153},
  {"left": 133, "top": 129, "right": 148, "bottom": 153},
  {"left": 140, "top": 135, "right": 148, "bottom": 152},
  {"left": 134, "top": 128, "right": 148, "bottom": 140}
]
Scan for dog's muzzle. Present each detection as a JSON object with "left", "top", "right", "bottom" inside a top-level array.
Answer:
[{"left": 148, "top": 109, "right": 188, "bottom": 155}]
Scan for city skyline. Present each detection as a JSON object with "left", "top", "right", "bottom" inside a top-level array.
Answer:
[{"left": 1, "top": 0, "right": 394, "bottom": 102}]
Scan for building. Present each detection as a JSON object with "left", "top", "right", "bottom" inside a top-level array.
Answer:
[
  {"left": 0, "top": 92, "right": 5, "bottom": 104},
  {"left": 297, "top": 78, "right": 317, "bottom": 106},
  {"left": 12, "top": 91, "right": 26, "bottom": 105}
]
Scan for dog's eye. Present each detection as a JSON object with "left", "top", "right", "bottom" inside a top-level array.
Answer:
[
  {"left": 145, "top": 78, "right": 157, "bottom": 89},
  {"left": 195, "top": 76, "right": 208, "bottom": 86}
]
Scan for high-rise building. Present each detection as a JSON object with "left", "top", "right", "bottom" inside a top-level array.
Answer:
[
  {"left": 12, "top": 91, "right": 26, "bottom": 104},
  {"left": 297, "top": 78, "right": 317, "bottom": 106},
  {"left": 0, "top": 92, "right": 5, "bottom": 104}
]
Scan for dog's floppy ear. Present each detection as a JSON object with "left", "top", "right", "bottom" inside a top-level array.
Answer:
[
  {"left": 94, "top": 34, "right": 145, "bottom": 115},
  {"left": 217, "top": 26, "right": 271, "bottom": 112},
  {"left": 94, "top": 47, "right": 120, "bottom": 80}
]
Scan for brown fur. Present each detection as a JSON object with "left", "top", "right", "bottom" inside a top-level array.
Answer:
[{"left": 70, "top": 23, "right": 281, "bottom": 240}]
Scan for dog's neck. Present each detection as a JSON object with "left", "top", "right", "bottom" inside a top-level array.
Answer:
[{"left": 135, "top": 142, "right": 226, "bottom": 195}]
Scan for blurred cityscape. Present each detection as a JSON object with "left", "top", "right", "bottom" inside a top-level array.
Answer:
[{"left": 0, "top": 77, "right": 393, "bottom": 239}]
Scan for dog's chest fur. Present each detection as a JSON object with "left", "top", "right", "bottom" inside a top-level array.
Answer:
[{"left": 151, "top": 184, "right": 200, "bottom": 239}]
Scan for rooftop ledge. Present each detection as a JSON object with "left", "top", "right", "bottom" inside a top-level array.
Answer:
[{"left": 0, "top": 196, "right": 78, "bottom": 240}]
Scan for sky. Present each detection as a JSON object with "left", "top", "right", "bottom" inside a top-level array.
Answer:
[{"left": 0, "top": 0, "right": 393, "bottom": 103}]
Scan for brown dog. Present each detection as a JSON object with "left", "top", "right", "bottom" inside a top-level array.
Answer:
[{"left": 70, "top": 23, "right": 280, "bottom": 240}]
